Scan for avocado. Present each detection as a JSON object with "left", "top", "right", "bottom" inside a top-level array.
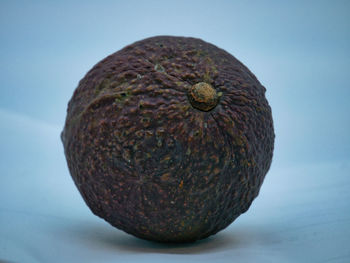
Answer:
[{"left": 61, "top": 36, "right": 275, "bottom": 243}]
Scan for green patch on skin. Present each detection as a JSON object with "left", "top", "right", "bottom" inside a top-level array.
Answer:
[
  {"left": 241, "top": 159, "right": 251, "bottom": 167},
  {"left": 95, "top": 78, "right": 111, "bottom": 95},
  {"left": 233, "top": 135, "right": 246, "bottom": 147},
  {"left": 138, "top": 100, "right": 145, "bottom": 109},
  {"left": 255, "top": 106, "right": 268, "bottom": 112},
  {"left": 115, "top": 90, "right": 132, "bottom": 103},
  {"left": 201, "top": 57, "right": 218, "bottom": 83},
  {"left": 68, "top": 111, "right": 84, "bottom": 127},
  {"left": 154, "top": 63, "right": 165, "bottom": 73},
  {"left": 181, "top": 105, "right": 190, "bottom": 112},
  {"left": 157, "top": 139, "right": 162, "bottom": 147},
  {"left": 196, "top": 50, "right": 209, "bottom": 57},
  {"left": 141, "top": 117, "right": 151, "bottom": 125},
  {"left": 96, "top": 76, "right": 133, "bottom": 96},
  {"left": 203, "top": 71, "right": 212, "bottom": 83}
]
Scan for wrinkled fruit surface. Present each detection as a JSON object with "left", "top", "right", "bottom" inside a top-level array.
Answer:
[{"left": 61, "top": 36, "right": 274, "bottom": 243}]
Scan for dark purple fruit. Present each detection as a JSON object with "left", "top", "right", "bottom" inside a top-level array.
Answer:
[{"left": 61, "top": 36, "right": 274, "bottom": 243}]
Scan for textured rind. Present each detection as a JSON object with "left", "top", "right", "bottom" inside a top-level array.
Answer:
[{"left": 61, "top": 36, "right": 275, "bottom": 242}]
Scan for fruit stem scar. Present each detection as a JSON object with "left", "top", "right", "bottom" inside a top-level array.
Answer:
[{"left": 187, "top": 82, "right": 220, "bottom": 112}]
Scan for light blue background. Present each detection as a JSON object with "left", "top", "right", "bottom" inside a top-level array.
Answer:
[{"left": 1, "top": 1, "right": 349, "bottom": 262}]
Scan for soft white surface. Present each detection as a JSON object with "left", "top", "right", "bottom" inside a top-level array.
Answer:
[{"left": 0, "top": 109, "right": 349, "bottom": 263}]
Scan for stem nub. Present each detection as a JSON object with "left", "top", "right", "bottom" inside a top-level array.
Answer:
[{"left": 188, "top": 82, "right": 220, "bottom": 112}]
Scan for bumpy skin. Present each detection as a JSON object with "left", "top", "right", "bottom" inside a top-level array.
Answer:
[{"left": 61, "top": 36, "right": 274, "bottom": 243}]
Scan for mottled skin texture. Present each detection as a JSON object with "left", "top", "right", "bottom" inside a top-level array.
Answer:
[{"left": 61, "top": 36, "right": 275, "bottom": 243}]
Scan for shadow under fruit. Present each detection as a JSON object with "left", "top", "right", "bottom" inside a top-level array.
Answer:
[{"left": 61, "top": 36, "right": 275, "bottom": 243}]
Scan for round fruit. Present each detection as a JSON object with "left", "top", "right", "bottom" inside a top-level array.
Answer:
[{"left": 61, "top": 36, "right": 274, "bottom": 243}]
